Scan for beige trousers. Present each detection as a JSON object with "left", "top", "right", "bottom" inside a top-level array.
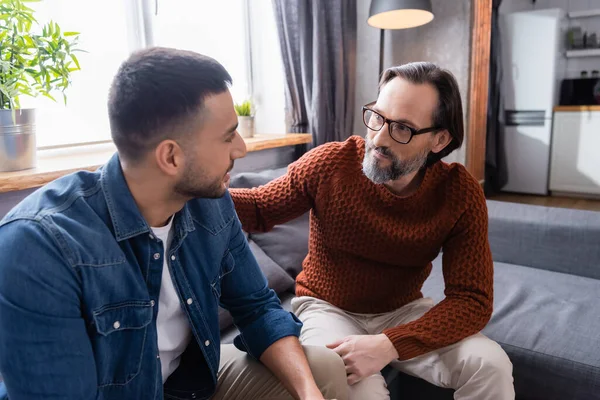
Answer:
[
  {"left": 291, "top": 296, "right": 515, "bottom": 400},
  {"left": 212, "top": 344, "right": 349, "bottom": 400}
]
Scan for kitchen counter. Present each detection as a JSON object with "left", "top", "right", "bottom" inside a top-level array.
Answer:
[{"left": 553, "top": 106, "right": 600, "bottom": 112}]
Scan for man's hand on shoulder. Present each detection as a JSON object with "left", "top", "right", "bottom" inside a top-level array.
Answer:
[{"left": 326, "top": 334, "right": 399, "bottom": 386}]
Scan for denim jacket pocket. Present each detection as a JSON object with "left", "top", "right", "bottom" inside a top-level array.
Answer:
[
  {"left": 92, "top": 301, "right": 153, "bottom": 387},
  {"left": 211, "top": 251, "right": 235, "bottom": 300}
]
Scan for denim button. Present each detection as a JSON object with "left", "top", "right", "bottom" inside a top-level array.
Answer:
[
  {"left": 204, "top": 340, "right": 210, "bottom": 347},
  {"left": 113, "top": 321, "right": 120, "bottom": 329},
  {"left": 186, "top": 298, "right": 193, "bottom": 305},
  {"left": 150, "top": 300, "right": 155, "bottom": 307},
  {"left": 153, "top": 253, "right": 160, "bottom": 260},
  {"left": 171, "top": 255, "right": 176, "bottom": 261},
  {"left": 149, "top": 234, "right": 154, "bottom": 240}
]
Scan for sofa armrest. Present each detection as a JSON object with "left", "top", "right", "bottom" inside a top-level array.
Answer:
[{"left": 487, "top": 200, "right": 600, "bottom": 280}]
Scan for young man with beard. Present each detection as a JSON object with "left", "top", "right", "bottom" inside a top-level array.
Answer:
[
  {"left": 0, "top": 48, "right": 348, "bottom": 400},
  {"left": 230, "top": 62, "right": 515, "bottom": 400}
]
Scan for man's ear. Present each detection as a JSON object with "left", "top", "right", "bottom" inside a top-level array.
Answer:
[
  {"left": 154, "top": 140, "right": 185, "bottom": 177},
  {"left": 431, "top": 130, "right": 452, "bottom": 154}
]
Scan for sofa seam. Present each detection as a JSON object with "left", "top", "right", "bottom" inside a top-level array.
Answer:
[{"left": 498, "top": 341, "right": 600, "bottom": 371}]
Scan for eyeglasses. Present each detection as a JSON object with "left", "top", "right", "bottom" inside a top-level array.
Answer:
[{"left": 362, "top": 102, "right": 442, "bottom": 144}]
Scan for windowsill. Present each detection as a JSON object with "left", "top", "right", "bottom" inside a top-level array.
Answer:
[{"left": 0, "top": 133, "right": 311, "bottom": 193}]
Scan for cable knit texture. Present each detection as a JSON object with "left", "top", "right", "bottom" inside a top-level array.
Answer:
[{"left": 230, "top": 136, "right": 493, "bottom": 360}]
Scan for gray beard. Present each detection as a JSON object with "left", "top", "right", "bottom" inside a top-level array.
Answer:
[{"left": 362, "top": 145, "right": 428, "bottom": 184}]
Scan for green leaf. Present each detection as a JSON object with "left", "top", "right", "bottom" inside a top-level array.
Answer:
[
  {"left": 42, "top": 92, "right": 56, "bottom": 102},
  {"left": 48, "top": 66, "right": 61, "bottom": 76},
  {"left": 63, "top": 31, "right": 79, "bottom": 37},
  {"left": 23, "top": 35, "right": 34, "bottom": 47},
  {"left": 70, "top": 53, "right": 80, "bottom": 70}
]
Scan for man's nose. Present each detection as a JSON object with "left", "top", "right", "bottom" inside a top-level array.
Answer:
[
  {"left": 370, "top": 123, "right": 390, "bottom": 148},
  {"left": 232, "top": 132, "right": 247, "bottom": 160}
]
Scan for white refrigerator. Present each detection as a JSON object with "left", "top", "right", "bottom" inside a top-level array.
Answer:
[{"left": 500, "top": 8, "right": 566, "bottom": 195}]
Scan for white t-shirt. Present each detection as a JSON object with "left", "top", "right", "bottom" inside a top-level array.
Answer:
[{"left": 152, "top": 217, "right": 193, "bottom": 383}]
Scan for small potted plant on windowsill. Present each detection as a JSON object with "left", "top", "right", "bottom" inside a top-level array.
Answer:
[
  {"left": 234, "top": 99, "right": 255, "bottom": 139},
  {"left": 0, "top": 0, "right": 82, "bottom": 172}
]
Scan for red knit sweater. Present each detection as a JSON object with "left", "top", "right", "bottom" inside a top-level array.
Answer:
[{"left": 230, "top": 136, "right": 493, "bottom": 360}]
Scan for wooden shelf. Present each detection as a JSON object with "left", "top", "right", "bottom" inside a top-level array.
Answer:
[
  {"left": 0, "top": 133, "right": 312, "bottom": 193},
  {"left": 565, "top": 48, "right": 600, "bottom": 58},
  {"left": 568, "top": 9, "right": 600, "bottom": 19},
  {"left": 243, "top": 133, "right": 312, "bottom": 152},
  {"left": 554, "top": 106, "right": 600, "bottom": 112}
]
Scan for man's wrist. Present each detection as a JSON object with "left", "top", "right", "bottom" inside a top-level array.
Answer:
[
  {"left": 378, "top": 333, "right": 400, "bottom": 362},
  {"left": 296, "top": 383, "right": 323, "bottom": 400}
]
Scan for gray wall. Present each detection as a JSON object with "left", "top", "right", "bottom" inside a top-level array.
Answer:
[{"left": 354, "top": 0, "right": 473, "bottom": 164}]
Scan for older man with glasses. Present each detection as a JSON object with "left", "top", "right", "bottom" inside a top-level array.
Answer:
[{"left": 230, "top": 62, "right": 515, "bottom": 400}]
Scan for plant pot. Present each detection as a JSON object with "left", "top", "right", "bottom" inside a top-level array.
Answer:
[
  {"left": 0, "top": 109, "right": 37, "bottom": 172},
  {"left": 237, "top": 116, "right": 255, "bottom": 139}
]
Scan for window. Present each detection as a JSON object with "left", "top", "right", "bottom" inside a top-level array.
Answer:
[
  {"left": 21, "top": 0, "right": 255, "bottom": 148},
  {"left": 20, "top": 0, "right": 142, "bottom": 148},
  {"left": 150, "top": 0, "right": 251, "bottom": 103}
]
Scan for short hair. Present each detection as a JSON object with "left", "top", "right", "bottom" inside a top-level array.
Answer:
[
  {"left": 108, "top": 47, "right": 232, "bottom": 162},
  {"left": 379, "top": 62, "right": 464, "bottom": 164}
]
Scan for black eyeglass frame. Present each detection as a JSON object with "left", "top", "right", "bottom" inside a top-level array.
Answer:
[{"left": 362, "top": 101, "right": 443, "bottom": 144}]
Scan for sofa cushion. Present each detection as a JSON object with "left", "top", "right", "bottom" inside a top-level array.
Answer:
[
  {"left": 487, "top": 200, "right": 600, "bottom": 280},
  {"left": 423, "top": 256, "right": 600, "bottom": 400},
  {"left": 229, "top": 167, "right": 288, "bottom": 189},
  {"left": 250, "top": 214, "right": 309, "bottom": 279},
  {"left": 218, "top": 239, "right": 295, "bottom": 330}
]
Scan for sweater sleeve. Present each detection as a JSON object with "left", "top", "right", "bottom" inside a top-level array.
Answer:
[
  {"left": 230, "top": 145, "right": 328, "bottom": 233},
  {"left": 382, "top": 184, "right": 494, "bottom": 360}
]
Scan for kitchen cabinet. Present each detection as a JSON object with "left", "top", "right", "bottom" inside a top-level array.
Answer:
[{"left": 550, "top": 109, "right": 600, "bottom": 195}]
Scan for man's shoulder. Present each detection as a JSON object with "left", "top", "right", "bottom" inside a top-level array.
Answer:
[
  {"left": 0, "top": 170, "right": 110, "bottom": 265},
  {"left": 435, "top": 161, "right": 486, "bottom": 205},
  {"left": 305, "top": 135, "right": 364, "bottom": 159},
  {"left": 1, "top": 169, "right": 103, "bottom": 225},
  {"left": 293, "top": 135, "right": 364, "bottom": 175}
]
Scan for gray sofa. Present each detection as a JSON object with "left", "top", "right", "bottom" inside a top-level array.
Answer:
[{"left": 225, "top": 168, "right": 600, "bottom": 400}]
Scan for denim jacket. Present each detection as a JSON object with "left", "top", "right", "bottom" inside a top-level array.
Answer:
[{"left": 0, "top": 154, "right": 302, "bottom": 400}]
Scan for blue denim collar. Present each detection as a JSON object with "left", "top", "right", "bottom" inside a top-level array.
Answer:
[{"left": 100, "top": 153, "right": 195, "bottom": 242}]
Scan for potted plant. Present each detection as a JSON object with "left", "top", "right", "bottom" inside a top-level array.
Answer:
[
  {"left": 0, "top": 0, "right": 82, "bottom": 172},
  {"left": 234, "top": 99, "right": 255, "bottom": 139}
]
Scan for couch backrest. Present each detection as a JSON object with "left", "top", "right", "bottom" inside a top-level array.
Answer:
[{"left": 487, "top": 200, "right": 600, "bottom": 280}]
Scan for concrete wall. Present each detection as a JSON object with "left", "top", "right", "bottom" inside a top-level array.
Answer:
[
  {"left": 354, "top": 0, "right": 473, "bottom": 165},
  {"left": 353, "top": 1, "right": 382, "bottom": 138}
]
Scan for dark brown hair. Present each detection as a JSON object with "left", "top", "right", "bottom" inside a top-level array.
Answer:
[{"left": 379, "top": 62, "right": 464, "bottom": 164}]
